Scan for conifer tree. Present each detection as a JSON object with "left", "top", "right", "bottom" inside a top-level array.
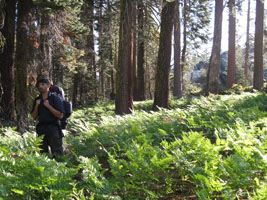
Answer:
[
  {"left": 115, "top": 0, "right": 134, "bottom": 114},
  {"left": 207, "top": 0, "right": 223, "bottom": 94},
  {"left": 0, "top": 0, "right": 16, "bottom": 120},
  {"left": 153, "top": 0, "right": 175, "bottom": 109},
  {"left": 253, "top": 0, "right": 264, "bottom": 90}
]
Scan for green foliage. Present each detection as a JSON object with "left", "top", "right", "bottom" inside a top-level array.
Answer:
[
  {"left": 244, "top": 86, "right": 256, "bottom": 93},
  {"left": 1, "top": 92, "right": 267, "bottom": 199},
  {"left": 184, "top": 84, "right": 203, "bottom": 96},
  {"left": 219, "top": 84, "right": 245, "bottom": 95},
  {"left": 230, "top": 84, "right": 244, "bottom": 94},
  {"left": 32, "top": 0, "right": 83, "bottom": 13},
  {"left": 65, "top": 92, "right": 267, "bottom": 199},
  {"left": 261, "top": 83, "right": 267, "bottom": 93},
  {"left": 0, "top": 129, "right": 78, "bottom": 199}
]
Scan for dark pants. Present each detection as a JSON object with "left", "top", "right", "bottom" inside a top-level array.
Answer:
[{"left": 40, "top": 134, "right": 63, "bottom": 156}]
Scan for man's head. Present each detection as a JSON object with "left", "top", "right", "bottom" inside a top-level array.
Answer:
[{"left": 37, "top": 78, "right": 51, "bottom": 93}]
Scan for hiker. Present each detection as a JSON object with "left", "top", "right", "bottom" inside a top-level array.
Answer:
[
  {"left": 31, "top": 78, "right": 65, "bottom": 157},
  {"left": 49, "top": 84, "right": 72, "bottom": 130}
]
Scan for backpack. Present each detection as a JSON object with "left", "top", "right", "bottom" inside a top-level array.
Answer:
[{"left": 50, "top": 85, "right": 72, "bottom": 129}]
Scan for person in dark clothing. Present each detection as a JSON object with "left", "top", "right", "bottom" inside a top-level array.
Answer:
[{"left": 31, "top": 78, "right": 65, "bottom": 156}]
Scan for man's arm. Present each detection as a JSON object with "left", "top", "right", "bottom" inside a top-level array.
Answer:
[
  {"left": 31, "top": 99, "right": 40, "bottom": 120},
  {"left": 43, "top": 100, "right": 64, "bottom": 119}
]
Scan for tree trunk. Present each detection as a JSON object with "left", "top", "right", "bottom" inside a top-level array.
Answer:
[
  {"left": 38, "top": 13, "right": 52, "bottom": 79},
  {"left": 136, "top": 0, "right": 145, "bottom": 101},
  {"left": 111, "top": 38, "right": 118, "bottom": 101},
  {"left": 15, "top": 0, "right": 33, "bottom": 132},
  {"left": 227, "top": 0, "right": 236, "bottom": 89},
  {"left": 0, "top": 0, "right": 5, "bottom": 54},
  {"left": 99, "top": 0, "right": 105, "bottom": 98},
  {"left": 180, "top": 0, "right": 187, "bottom": 92},
  {"left": 0, "top": 0, "right": 16, "bottom": 121},
  {"left": 244, "top": 0, "right": 250, "bottom": 80},
  {"left": 86, "top": 0, "right": 98, "bottom": 101},
  {"left": 80, "top": 75, "right": 84, "bottom": 105},
  {"left": 72, "top": 73, "right": 79, "bottom": 108},
  {"left": 115, "top": 0, "right": 133, "bottom": 114},
  {"left": 132, "top": 0, "right": 137, "bottom": 100},
  {"left": 206, "top": 0, "right": 223, "bottom": 94},
  {"left": 153, "top": 1, "right": 175, "bottom": 109},
  {"left": 253, "top": 0, "right": 264, "bottom": 90},
  {"left": 110, "top": 69, "right": 115, "bottom": 100},
  {"left": 109, "top": 40, "right": 115, "bottom": 100},
  {"left": 52, "top": 61, "right": 64, "bottom": 85},
  {"left": 173, "top": 0, "right": 182, "bottom": 98}
]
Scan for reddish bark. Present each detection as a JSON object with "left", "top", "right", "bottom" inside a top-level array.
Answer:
[
  {"left": 153, "top": 1, "right": 175, "bottom": 109},
  {"left": 115, "top": 0, "right": 134, "bottom": 114},
  {"left": 253, "top": 0, "right": 264, "bottom": 90}
]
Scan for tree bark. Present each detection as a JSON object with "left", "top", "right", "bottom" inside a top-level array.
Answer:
[
  {"left": 0, "top": 0, "right": 5, "bottom": 53},
  {"left": 110, "top": 39, "right": 118, "bottom": 100},
  {"left": 111, "top": 38, "right": 118, "bottom": 101},
  {"left": 15, "top": 0, "right": 33, "bottom": 132},
  {"left": 136, "top": 0, "right": 145, "bottom": 101},
  {"left": 253, "top": 0, "right": 264, "bottom": 90},
  {"left": 206, "top": 0, "right": 223, "bottom": 94},
  {"left": 153, "top": 1, "right": 175, "bottom": 109},
  {"left": 38, "top": 13, "right": 52, "bottom": 79},
  {"left": 110, "top": 68, "right": 115, "bottom": 100},
  {"left": 72, "top": 73, "right": 79, "bottom": 108},
  {"left": 132, "top": 0, "right": 137, "bottom": 100},
  {"left": 109, "top": 39, "right": 115, "bottom": 100},
  {"left": 0, "top": 0, "right": 16, "bottom": 121},
  {"left": 115, "top": 0, "right": 133, "bottom": 114},
  {"left": 173, "top": 0, "right": 182, "bottom": 98},
  {"left": 180, "top": 0, "right": 187, "bottom": 91},
  {"left": 98, "top": 0, "right": 105, "bottom": 98},
  {"left": 227, "top": 0, "right": 236, "bottom": 89},
  {"left": 244, "top": 0, "right": 250, "bottom": 80},
  {"left": 87, "top": 0, "right": 98, "bottom": 101}
]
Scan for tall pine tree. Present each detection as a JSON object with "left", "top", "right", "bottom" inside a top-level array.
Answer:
[
  {"left": 227, "top": 0, "right": 236, "bottom": 89},
  {"left": 253, "top": 0, "right": 264, "bottom": 90},
  {"left": 115, "top": 0, "right": 134, "bottom": 114},
  {"left": 15, "top": 0, "right": 33, "bottom": 132},
  {"left": 206, "top": 0, "right": 223, "bottom": 94},
  {"left": 0, "top": 0, "right": 16, "bottom": 120},
  {"left": 153, "top": 0, "right": 175, "bottom": 109}
]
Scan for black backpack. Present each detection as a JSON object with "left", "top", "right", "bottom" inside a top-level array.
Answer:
[{"left": 50, "top": 85, "right": 72, "bottom": 129}]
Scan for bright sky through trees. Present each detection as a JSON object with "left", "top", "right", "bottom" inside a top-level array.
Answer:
[{"left": 218, "top": 0, "right": 266, "bottom": 52}]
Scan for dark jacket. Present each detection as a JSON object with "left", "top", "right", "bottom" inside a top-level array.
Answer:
[{"left": 31, "top": 91, "right": 65, "bottom": 137}]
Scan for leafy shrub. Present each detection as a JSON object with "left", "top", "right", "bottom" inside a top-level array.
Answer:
[
  {"left": 184, "top": 84, "right": 203, "bottom": 96},
  {"left": 218, "top": 85, "right": 230, "bottom": 95},
  {"left": 244, "top": 86, "right": 255, "bottom": 92},
  {"left": 1, "top": 92, "right": 267, "bottom": 199},
  {"left": 262, "top": 83, "right": 267, "bottom": 93},
  {"left": 0, "top": 130, "right": 78, "bottom": 200},
  {"left": 230, "top": 84, "right": 244, "bottom": 94},
  {"left": 65, "top": 92, "right": 267, "bottom": 199}
]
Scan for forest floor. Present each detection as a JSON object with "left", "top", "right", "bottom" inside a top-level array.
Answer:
[{"left": 1, "top": 92, "right": 267, "bottom": 199}]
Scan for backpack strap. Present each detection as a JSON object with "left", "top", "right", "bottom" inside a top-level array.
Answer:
[{"left": 50, "top": 93, "right": 56, "bottom": 107}]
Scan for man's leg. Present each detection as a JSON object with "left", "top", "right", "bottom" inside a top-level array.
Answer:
[
  {"left": 39, "top": 135, "right": 49, "bottom": 154},
  {"left": 47, "top": 134, "right": 63, "bottom": 157}
]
